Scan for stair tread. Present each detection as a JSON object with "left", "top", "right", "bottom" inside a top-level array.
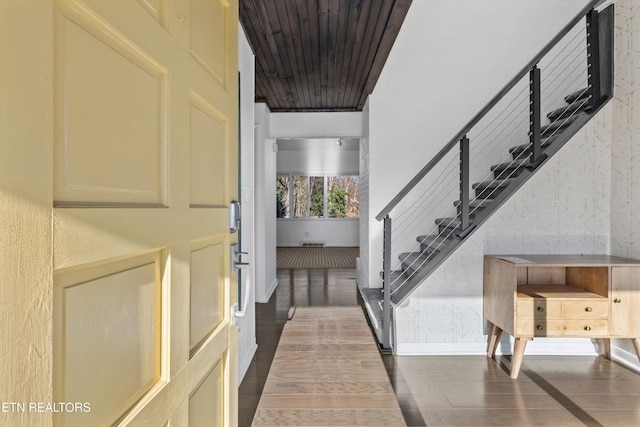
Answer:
[
  {"left": 490, "top": 158, "right": 529, "bottom": 172},
  {"left": 400, "top": 251, "right": 436, "bottom": 266},
  {"left": 417, "top": 235, "right": 449, "bottom": 253},
  {"left": 509, "top": 112, "right": 587, "bottom": 157},
  {"left": 541, "top": 112, "right": 583, "bottom": 135},
  {"left": 378, "top": 269, "right": 405, "bottom": 282},
  {"left": 547, "top": 100, "right": 589, "bottom": 121},
  {"left": 400, "top": 252, "right": 433, "bottom": 275},
  {"left": 417, "top": 234, "right": 453, "bottom": 246},
  {"left": 509, "top": 135, "right": 558, "bottom": 155},
  {"left": 399, "top": 251, "right": 429, "bottom": 261},
  {"left": 435, "top": 217, "right": 461, "bottom": 226},
  {"left": 564, "top": 87, "right": 590, "bottom": 104},
  {"left": 453, "top": 199, "right": 494, "bottom": 209},
  {"left": 472, "top": 178, "right": 514, "bottom": 190}
]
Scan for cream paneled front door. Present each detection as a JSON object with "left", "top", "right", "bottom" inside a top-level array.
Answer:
[{"left": 0, "top": 0, "right": 239, "bottom": 425}]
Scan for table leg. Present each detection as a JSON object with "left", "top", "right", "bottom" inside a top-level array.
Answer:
[
  {"left": 487, "top": 323, "right": 503, "bottom": 358},
  {"left": 598, "top": 338, "right": 611, "bottom": 359},
  {"left": 511, "top": 337, "right": 530, "bottom": 379}
]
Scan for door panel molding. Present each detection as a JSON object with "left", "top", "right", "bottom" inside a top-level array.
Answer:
[
  {"left": 189, "top": 0, "right": 231, "bottom": 89},
  {"left": 54, "top": 0, "right": 169, "bottom": 206},
  {"left": 189, "top": 234, "right": 227, "bottom": 352},
  {"left": 53, "top": 251, "right": 163, "bottom": 426},
  {"left": 189, "top": 91, "right": 229, "bottom": 208}
]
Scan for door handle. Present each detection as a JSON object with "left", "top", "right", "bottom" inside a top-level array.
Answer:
[
  {"left": 233, "top": 276, "right": 251, "bottom": 324},
  {"left": 230, "top": 244, "right": 250, "bottom": 273},
  {"left": 237, "top": 251, "right": 249, "bottom": 267}
]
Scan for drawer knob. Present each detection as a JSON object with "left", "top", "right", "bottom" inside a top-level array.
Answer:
[
  {"left": 537, "top": 306, "right": 544, "bottom": 312},
  {"left": 614, "top": 298, "right": 622, "bottom": 303},
  {"left": 584, "top": 326, "right": 592, "bottom": 331},
  {"left": 585, "top": 306, "right": 593, "bottom": 312},
  {"left": 536, "top": 325, "right": 544, "bottom": 331}
]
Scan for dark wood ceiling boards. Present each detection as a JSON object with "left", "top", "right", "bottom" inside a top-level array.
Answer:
[{"left": 240, "top": 0, "right": 413, "bottom": 112}]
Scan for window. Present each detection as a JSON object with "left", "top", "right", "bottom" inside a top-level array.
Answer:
[
  {"left": 309, "top": 177, "right": 324, "bottom": 217},
  {"left": 328, "top": 176, "right": 359, "bottom": 218},
  {"left": 276, "top": 175, "right": 290, "bottom": 218},
  {"left": 276, "top": 174, "right": 359, "bottom": 219},
  {"left": 292, "top": 176, "right": 308, "bottom": 217}
]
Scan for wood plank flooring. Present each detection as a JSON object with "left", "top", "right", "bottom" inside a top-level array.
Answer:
[
  {"left": 239, "top": 266, "right": 640, "bottom": 426},
  {"left": 251, "top": 306, "right": 405, "bottom": 426},
  {"left": 389, "top": 354, "right": 640, "bottom": 426}
]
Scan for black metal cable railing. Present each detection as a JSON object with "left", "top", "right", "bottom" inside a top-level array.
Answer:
[{"left": 373, "top": 0, "right": 614, "bottom": 351}]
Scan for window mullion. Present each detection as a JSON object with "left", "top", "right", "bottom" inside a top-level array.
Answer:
[
  {"left": 324, "top": 174, "right": 328, "bottom": 218},
  {"left": 289, "top": 173, "right": 293, "bottom": 218},
  {"left": 306, "top": 176, "right": 311, "bottom": 217}
]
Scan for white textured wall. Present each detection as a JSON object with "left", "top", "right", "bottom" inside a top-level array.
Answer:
[
  {"left": 254, "top": 104, "right": 278, "bottom": 302},
  {"left": 270, "top": 112, "right": 362, "bottom": 138},
  {"left": 276, "top": 219, "right": 359, "bottom": 247},
  {"left": 358, "top": 101, "right": 371, "bottom": 288},
  {"left": 276, "top": 147, "right": 359, "bottom": 175},
  {"left": 610, "top": 0, "right": 640, "bottom": 363}
]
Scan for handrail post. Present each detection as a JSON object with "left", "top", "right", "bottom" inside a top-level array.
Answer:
[
  {"left": 458, "top": 136, "right": 474, "bottom": 239},
  {"left": 382, "top": 215, "right": 392, "bottom": 351},
  {"left": 586, "top": 8, "right": 601, "bottom": 110},
  {"left": 528, "top": 65, "right": 546, "bottom": 169}
]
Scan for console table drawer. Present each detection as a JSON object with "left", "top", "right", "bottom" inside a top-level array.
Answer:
[
  {"left": 563, "top": 319, "right": 608, "bottom": 336},
  {"left": 516, "top": 299, "right": 562, "bottom": 318},
  {"left": 563, "top": 300, "right": 608, "bottom": 319},
  {"left": 516, "top": 319, "right": 563, "bottom": 337}
]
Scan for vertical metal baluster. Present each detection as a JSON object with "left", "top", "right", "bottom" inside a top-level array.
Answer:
[
  {"left": 586, "top": 8, "right": 601, "bottom": 110},
  {"left": 382, "top": 215, "right": 392, "bottom": 351},
  {"left": 528, "top": 65, "right": 545, "bottom": 169},
  {"left": 458, "top": 136, "right": 474, "bottom": 238}
]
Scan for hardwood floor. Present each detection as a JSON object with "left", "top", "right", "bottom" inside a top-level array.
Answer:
[
  {"left": 385, "top": 354, "right": 640, "bottom": 426},
  {"left": 239, "top": 268, "right": 640, "bottom": 426}
]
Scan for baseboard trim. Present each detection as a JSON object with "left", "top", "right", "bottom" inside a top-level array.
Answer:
[
  {"left": 397, "top": 339, "right": 599, "bottom": 356},
  {"left": 238, "top": 342, "right": 258, "bottom": 384},
  {"left": 611, "top": 345, "right": 640, "bottom": 374}
]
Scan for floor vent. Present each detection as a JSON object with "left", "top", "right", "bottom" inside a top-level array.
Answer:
[{"left": 301, "top": 241, "right": 325, "bottom": 247}]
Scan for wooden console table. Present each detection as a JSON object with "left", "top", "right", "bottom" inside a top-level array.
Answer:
[{"left": 484, "top": 255, "right": 640, "bottom": 378}]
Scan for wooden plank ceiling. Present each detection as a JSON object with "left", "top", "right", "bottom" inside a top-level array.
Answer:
[{"left": 239, "top": 0, "right": 413, "bottom": 112}]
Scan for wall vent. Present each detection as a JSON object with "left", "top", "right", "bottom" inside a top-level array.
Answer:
[{"left": 301, "top": 241, "right": 325, "bottom": 247}]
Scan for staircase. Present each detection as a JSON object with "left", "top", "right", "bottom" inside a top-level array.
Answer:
[{"left": 361, "top": 1, "right": 614, "bottom": 351}]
